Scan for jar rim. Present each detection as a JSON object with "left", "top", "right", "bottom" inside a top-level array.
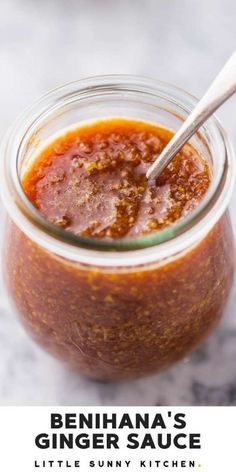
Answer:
[{"left": 0, "top": 74, "right": 235, "bottom": 267}]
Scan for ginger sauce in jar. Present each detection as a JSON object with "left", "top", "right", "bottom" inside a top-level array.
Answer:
[{"left": 1, "top": 77, "right": 235, "bottom": 379}]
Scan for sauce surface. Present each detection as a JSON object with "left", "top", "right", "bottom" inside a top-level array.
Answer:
[{"left": 22, "top": 119, "right": 210, "bottom": 239}]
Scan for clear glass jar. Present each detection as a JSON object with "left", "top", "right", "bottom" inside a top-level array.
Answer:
[{"left": 0, "top": 75, "right": 235, "bottom": 380}]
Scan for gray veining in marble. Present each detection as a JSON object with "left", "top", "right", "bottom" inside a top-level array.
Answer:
[{"left": 0, "top": 0, "right": 236, "bottom": 406}]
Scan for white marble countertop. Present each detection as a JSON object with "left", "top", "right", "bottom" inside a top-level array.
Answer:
[{"left": 0, "top": 0, "right": 236, "bottom": 406}]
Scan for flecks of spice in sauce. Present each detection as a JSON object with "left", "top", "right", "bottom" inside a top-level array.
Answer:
[{"left": 22, "top": 119, "right": 210, "bottom": 239}]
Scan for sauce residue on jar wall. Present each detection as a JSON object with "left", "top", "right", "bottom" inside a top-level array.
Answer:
[{"left": 22, "top": 119, "right": 210, "bottom": 239}]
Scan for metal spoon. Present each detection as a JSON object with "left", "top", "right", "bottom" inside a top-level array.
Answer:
[{"left": 146, "top": 51, "right": 236, "bottom": 181}]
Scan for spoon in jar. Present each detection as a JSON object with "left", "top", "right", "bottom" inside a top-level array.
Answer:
[{"left": 146, "top": 51, "right": 236, "bottom": 181}]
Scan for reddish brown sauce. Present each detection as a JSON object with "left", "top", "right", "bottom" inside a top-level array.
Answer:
[
  {"left": 22, "top": 119, "right": 210, "bottom": 239},
  {"left": 4, "top": 119, "right": 234, "bottom": 380}
]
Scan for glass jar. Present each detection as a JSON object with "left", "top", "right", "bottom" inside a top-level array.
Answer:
[{"left": 0, "top": 76, "right": 235, "bottom": 380}]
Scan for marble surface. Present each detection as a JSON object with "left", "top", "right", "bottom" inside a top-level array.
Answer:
[{"left": 0, "top": 0, "right": 236, "bottom": 406}]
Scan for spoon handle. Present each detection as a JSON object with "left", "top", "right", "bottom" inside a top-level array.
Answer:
[{"left": 147, "top": 51, "right": 236, "bottom": 180}]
